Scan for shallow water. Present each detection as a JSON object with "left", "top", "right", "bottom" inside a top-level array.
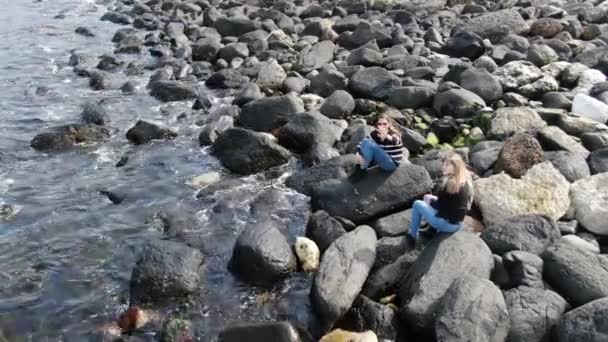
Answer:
[{"left": 0, "top": 0, "right": 313, "bottom": 340}]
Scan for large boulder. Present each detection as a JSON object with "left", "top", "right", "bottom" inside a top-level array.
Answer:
[
  {"left": 542, "top": 239, "right": 608, "bottom": 307},
  {"left": 435, "top": 276, "right": 509, "bottom": 342},
  {"left": 463, "top": 9, "right": 529, "bottom": 43},
  {"left": 543, "top": 151, "right": 590, "bottom": 183},
  {"left": 432, "top": 88, "right": 486, "bottom": 118},
  {"left": 488, "top": 107, "right": 547, "bottom": 140},
  {"left": 320, "top": 90, "right": 355, "bottom": 119},
  {"left": 370, "top": 209, "right": 412, "bottom": 237},
  {"left": 305, "top": 210, "right": 347, "bottom": 254},
  {"left": 399, "top": 231, "right": 494, "bottom": 334},
  {"left": 537, "top": 126, "right": 590, "bottom": 159},
  {"left": 459, "top": 68, "right": 503, "bottom": 104},
  {"left": 310, "top": 164, "right": 433, "bottom": 224},
  {"left": 150, "top": 81, "right": 197, "bottom": 102},
  {"left": 474, "top": 162, "right": 570, "bottom": 227},
  {"left": 294, "top": 41, "right": 335, "bottom": 74},
  {"left": 278, "top": 111, "right": 341, "bottom": 153},
  {"left": 571, "top": 94, "right": 608, "bottom": 124},
  {"left": 81, "top": 101, "right": 110, "bottom": 126},
  {"left": 554, "top": 297, "right": 608, "bottom": 342},
  {"left": 126, "top": 120, "right": 177, "bottom": 145},
  {"left": 285, "top": 155, "right": 357, "bottom": 196},
  {"left": 363, "top": 251, "right": 420, "bottom": 301},
  {"left": 238, "top": 93, "right": 305, "bottom": 132},
  {"left": 230, "top": 222, "right": 296, "bottom": 287},
  {"left": 130, "top": 240, "right": 204, "bottom": 305},
  {"left": 442, "top": 31, "right": 486, "bottom": 61},
  {"left": 384, "top": 86, "right": 435, "bottom": 109},
  {"left": 338, "top": 295, "right": 398, "bottom": 341},
  {"left": 504, "top": 286, "right": 568, "bottom": 342},
  {"left": 218, "top": 321, "right": 304, "bottom": 342},
  {"left": 338, "top": 21, "right": 392, "bottom": 49},
  {"left": 309, "top": 70, "right": 348, "bottom": 98},
  {"left": 312, "top": 226, "right": 377, "bottom": 331},
  {"left": 502, "top": 251, "right": 544, "bottom": 288},
  {"left": 348, "top": 67, "right": 401, "bottom": 100},
  {"left": 30, "top": 124, "right": 110, "bottom": 152},
  {"left": 256, "top": 60, "right": 286, "bottom": 91},
  {"left": 570, "top": 173, "right": 608, "bottom": 236},
  {"left": 481, "top": 214, "right": 560, "bottom": 256},
  {"left": 374, "top": 236, "right": 412, "bottom": 270},
  {"left": 494, "top": 61, "right": 544, "bottom": 91},
  {"left": 213, "top": 16, "right": 258, "bottom": 37},
  {"left": 211, "top": 128, "right": 291, "bottom": 175},
  {"left": 494, "top": 133, "right": 544, "bottom": 178},
  {"left": 469, "top": 141, "right": 502, "bottom": 175}
]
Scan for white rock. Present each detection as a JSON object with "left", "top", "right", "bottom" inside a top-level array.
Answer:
[
  {"left": 300, "top": 93, "right": 324, "bottom": 110},
  {"left": 488, "top": 107, "right": 547, "bottom": 139},
  {"left": 541, "top": 61, "right": 571, "bottom": 78},
  {"left": 561, "top": 235, "right": 600, "bottom": 254},
  {"left": 320, "top": 329, "right": 378, "bottom": 342},
  {"left": 494, "top": 61, "right": 544, "bottom": 90},
  {"left": 572, "top": 94, "right": 608, "bottom": 124},
  {"left": 573, "top": 69, "right": 607, "bottom": 95},
  {"left": 295, "top": 236, "right": 320, "bottom": 272},
  {"left": 256, "top": 59, "right": 287, "bottom": 90},
  {"left": 570, "top": 173, "right": 608, "bottom": 236},
  {"left": 187, "top": 171, "right": 221, "bottom": 188},
  {"left": 474, "top": 162, "right": 570, "bottom": 226}
]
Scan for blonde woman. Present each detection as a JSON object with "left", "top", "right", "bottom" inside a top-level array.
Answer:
[
  {"left": 355, "top": 114, "right": 405, "bottom": 172},
  {"left": 408, "top": 152, "right": 474, "bottom": 240}
]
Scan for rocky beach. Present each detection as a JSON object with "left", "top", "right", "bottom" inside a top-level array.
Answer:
[{"left": 1, "top": 0, "right": 608, "bottom": 340}]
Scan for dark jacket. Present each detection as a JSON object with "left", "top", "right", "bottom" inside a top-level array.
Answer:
[{"left": 430, "top": 179, "right": 474, "bottom": 224}]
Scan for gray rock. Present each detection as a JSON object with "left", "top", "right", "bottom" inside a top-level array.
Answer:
[
  {"left": 374, "top": 235, "right": 412, "bottom": 270},
  {"left": 319, "top": 90, "right": 355, "bottom": 119},
  {"left": 544, "top": 151, "right": 591, "bottom": 183},
  {"left": 233, "top": 83, "right": 263, "bottom": 106},
  {"left": 399, "top": 231, "right": 494, "bottom": 334},
  {"left": 463, "top": 9, "right": 529, "bottom": 43},
  {"left": 309, "top": 70, "right": 348, "bottom": 98},
  {"left": 401, "top": 128, "right": 427, "bottom": 155},
  {"left": 488, "top": 107, "right": 547, "bottom": 140},
  {"left": 481, "top": 214, "right": 560, "bottom": 256},
  {"left": 312, "top": 226, "right": 377, "bottom": 331},
  {"left": 311, "top": 164, "right": 432, "bottom": 224},
  {"left": 218, "top": 321, "right": 304, "bottom": 342},
  {"left": 588, "top": 148, "right": 608, "bottom": 174},
  {"left": 363, "top": 250, "right": 420, "bottom": 300},
  {"left": 218, "top": 42, "right": 249, "bottom": 62},
  {"left": 295, "top": 40, "right": 335, "bottom": 74},
  {"left": 442, "top": 31, "right": 486, "bottom": 61},
  {"left": 278, "top": 111, "right": 340, "bottom": 153},
  {"left": 433, "top": 88, "right": 486, "bottom": 118},
  {"left": 349, "top": 67, "right": 401, "bottom": 100},
  {"left": 214, "top": 16, "right": 258, "bottom": 37},
  {"left": 502, "top": 251, "right": 544, "bottom": 288},
  {"left": 81, "top": 101, "right": 110, "bottom": 126},
  {"left": 130, "top": 240, "right": 203, "bottom": 305},
  {"left": 339, "top": 21, "right": 392, "bottom": 49},
  {"left": 459, "top": 68, "right": 503, "bottom": 104},
  {"left": 538, "top": 126, "right": 590, "bottom": 159},
  {"left": 150, "top": 81, "right": 197, "bottom": 102},
  {"left": 494, "top": 61, "right": 544, "bottom": 91},
  {"left": 527, "top": 44, "right": 559, "bottom": 67},
  {"left": 211, "top": 128, "right": 290, "bottom": 175},
  {"left": 570, "top": 173, "right": 608, "bottom": 236},
  {"left": 306, "top": 210, "right": 347, "bottom": 254},
  {"left": 30, "top": 124, "right": 110, "bottom": 152},
  {"left": 126, "top": 120, "right": 177, "bottom": 145},
  {"left": 554, "top": 297, "right": 608, "bottom": 342},
  {"left": 346, "top": 45, "right": 383, "bottom": 67},
  {"left": 286, "top": 154, "right": 357, "bottom": 196},
  {"left": 230, "top": 221, "right": 296, "bottom": 287},
  {"left": 370, "top": 209, "right": 412, "bottom": 238},
  {"left": 256, "top": 60, "right": 286, "bottom": 91},
  {"left": 435, "top": 276, "right": 509, "bottom": 342},
  {"left": 384, "top": 86, "right": 435, "bottom": 109},
  {"left": 542, "top": 239, "right": 608, "bottom": 306},
  {"left": 198, "top": 116, "right": 234, "bottom": 146},
  {"left": 282, "top": 76, "right": 309, "bottom": 94},
  {"left": 582, "top": 132, "right": 608, "bottom": 151},
  {"left": 469, "top": 141, "right": 502, "bottom": 175},
  {"left": 338, "top": 295, "right": 399, "bottom": 341},
  {"left": 238, "top": 93, "right": 304, "bottom": 132},
  {"left": 504, "top": 286, "right": 568, "bottom": 342}
]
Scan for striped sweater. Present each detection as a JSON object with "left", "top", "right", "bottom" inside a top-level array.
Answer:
[{"left": 358, "top": 130, "right": 405, "bottom": 164}]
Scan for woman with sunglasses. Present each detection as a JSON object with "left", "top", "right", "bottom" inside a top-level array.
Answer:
[{"left": 355, "top": 114, "right": 405, "bottom": 172}]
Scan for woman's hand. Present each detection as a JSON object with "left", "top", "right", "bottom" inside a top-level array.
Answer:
[
  {"left": 423, "top": 194, "right": 437, "bottom": 204},
  {"left": 355, "top": 153, "right": 364, "bottom": 166}
]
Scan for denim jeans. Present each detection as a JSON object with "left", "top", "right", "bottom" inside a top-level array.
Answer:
[
  {"left": 359, "top": 138, "right": 398, "bottom": 171},
  {"left": 409, "top": 200, "right": 463, "bottom": 239}
]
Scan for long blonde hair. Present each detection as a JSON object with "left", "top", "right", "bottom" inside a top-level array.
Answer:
[
  {"left": 373, "top": 113, "right": 401, "bottom": 139},
  {"left": 441, "top": 152, "right": 470, "bottom": 194}
]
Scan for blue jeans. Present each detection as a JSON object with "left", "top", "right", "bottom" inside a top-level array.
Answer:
[
  {"left": 409, "top": 200, "right": 463, "bottom": 239},
  {"left": 359, "top": 138, "right": 398, "bottom": 171}
]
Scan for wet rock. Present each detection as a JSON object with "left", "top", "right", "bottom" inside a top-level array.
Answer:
[
  {"left": 588, "top": 148, "right": 608, "bottom": 174},
  {"left": 198, "top": 116, "right": 234, "bottom": 146},
  {"left": 160, "top": 318, "right": 193, "bottom": 342},
  {"left": 370, "top": 209, "right": 412, "bottom": 238},
  {"left": 238, "top": 93, "right": 304, "bottom": 132},
  {"left": 435, "top": 276, "right": 509, "bottom": 342},
  {"left": 130, "top": 240, "right": 203, "bottom": 305},
  {"left": 81, "top": 101, "right": 110, "bottom": 126},
  {"left": 218, "top": 42, "right": 249, "bottom": 62},
  {"left": 230, "top": 221, "right": 296, "bottom": 287},
  {"left": 285, "top": 154, "right": 357, "bottom": 196},
  {"left": 256, "top": 60, "right": 286, "bottom": 91},
  {"left": 121, "top": 81, "right": 136, "bottom": 94},
  {"left": 312, "top": 226, "right": 377, "bottom": 331},
  {"left": 433, "top": 87, "right": 486, "bottom": 119},
  {"left": 495, "top": 133, "right": 544, "bottom": 178},
  {"left": 348, "top": 66, "right": 401, "bottom": 100},
  {"left": 192, "top": 38, "right": 223, "bottom": 62},
  {"left": 554, "top": 297, "right": 608, "bottom": 342},
  {"left": 543, "top": 151, "right": 590, "bottom": 183},
  {"left": 206, "top": 69, "right": 250, "bottom": 89},
  {"left": 384, "top": 86, "right": 435, "bottom": 110},
  {"left": 488, "top": 107, "right": 547, "bottom": 140},
  {"left": 101, "top": 11, "right": 133, "bottom": 25},
  {"left": 570, "top": 173, "right": 608, "bottom": 236},
  {"left": 305, "top": 210, "right": 347, "bottom": 254},
  {"left": 214, "top": 16, "right": 258, "bottom": 37},
  {"left": 399, "top": 231, "right": 494, "bottom": 334},
  {"left": 211, "top": 128, "right": 290, "bottom": 175},
  {"left": 504, "top": 286, "right": 568, "bottom": 342},
  {"left": 481, "top": 214, "right": 560, "bottom": 256},
  {"left": 100, "top": 189, "right": 126, "bottom": 204},
  {"left": 337, "top": 295, "right": 398, "bottom": 341},
  {"left": 218, "top": 321, "right": 304, "bottom": 342},
  {"left": 75, "top": 26, "right": 95, "bottom": 37},
  {"left": 295, "top": 40, "right": 335, "bottom": 74},
  {"left": 115, "top": 34, "right": 143, "bottom": 54},
  {"left": 149, "top": 81, "right": 197, "bottom": 102},
  {"left": 319, "top": 90, "right": 355, "bottom": 119},
  {"left": 474, "top": 162, "right": 570, "bottom": 226},
  {"left": 88, "top": 70, "right": 127, "bottom": 90},
  {"left": 463, "top": 9, "right": 529, "bottom": 43},
  {"left": 311, "top": 164, "right": 432, "bottom": 224},
  {"left": 542, "top": 239, "right": 608, "bottom": 306},
  {"left": 502, "top": 250, "right": 544, "bottom": 288},
  {"left": 233, "top": 83, "right": 263, "bottom": 107},
  {"left": 278, "top": 111, "right": 340, "bottom": 153},
  {"left": 309, "top": 70, "right": 348, "bottom": 98},
  {"left": 31, "top": 124, "right": 110, "bottom": 152},
  {"left": 126, "top": 120, "right": 177, "bottom": 145}
]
